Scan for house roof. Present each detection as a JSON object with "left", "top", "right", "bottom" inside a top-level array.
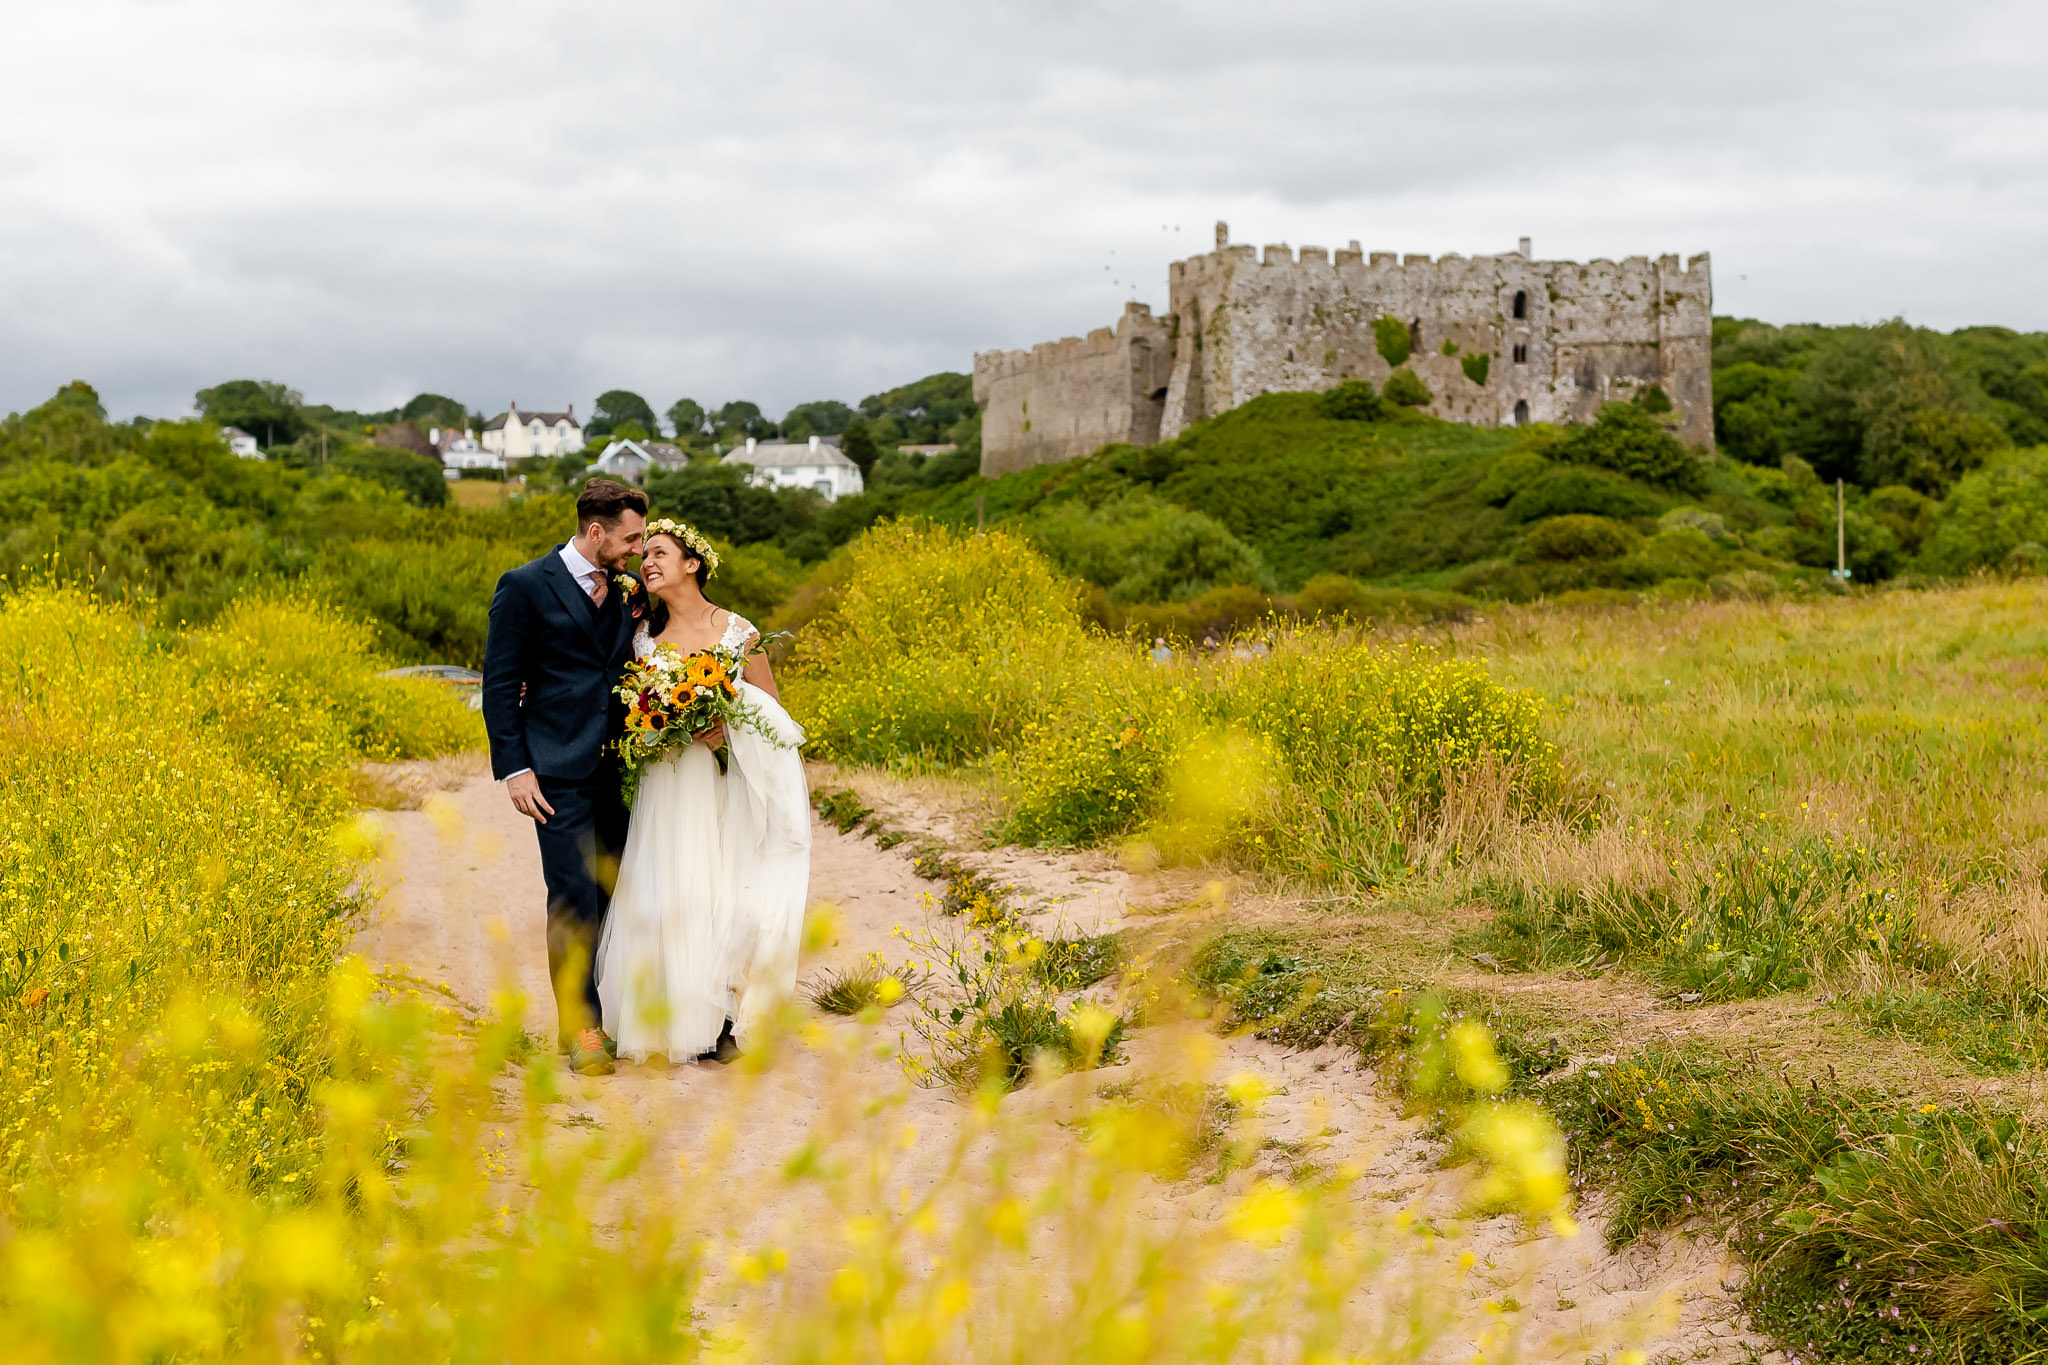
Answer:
[
  {"left": 722, "top": 437, "right": 858, "bottom": 470},
  {"left": 220, "top": 426, "right": 254, "bottom": 441},
  {"left": 598, "top": 438, "right": 687, "bottom": 468},
  {"left": 481, "top": 405, "right": 578, "bottom": 432}
]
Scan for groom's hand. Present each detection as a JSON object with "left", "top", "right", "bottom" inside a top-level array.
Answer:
[{"left": 506, "top": 771, "right": 554, "bottom": 824}]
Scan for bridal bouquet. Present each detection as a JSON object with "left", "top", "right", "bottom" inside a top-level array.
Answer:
[{"left": 614, "top": 641, "right": 786, "bottom": 801}]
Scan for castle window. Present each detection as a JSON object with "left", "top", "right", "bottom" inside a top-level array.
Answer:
[
  {"left": 1514, "top": 399, "right": 1530, "bottom": 426},
  {"left": 1512, "top": 290, "right": 1527, "bottom": 320},
  {"left": 1512, "top": 343, "right": 1528, "bottom": 364},
  {"left": 1408, "top": 318, "right": 1422, "bottom": 353}
]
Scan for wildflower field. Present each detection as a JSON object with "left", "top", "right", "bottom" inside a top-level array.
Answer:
[
  {"left": 1, "top": 575, "right": 1591, "bottom": 1363},
  {"left": 791, "top": 524, "right": 2048, "bottom": 1364}
]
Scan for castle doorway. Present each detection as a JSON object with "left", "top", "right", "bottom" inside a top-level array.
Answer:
[{"left": 1513, "top": 399, "right": 1530, "bottom": 426}]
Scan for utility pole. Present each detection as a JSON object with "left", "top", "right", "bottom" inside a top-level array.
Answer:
[{"left": 1832, "top": 478, "right": 1851, "bottom": 581}]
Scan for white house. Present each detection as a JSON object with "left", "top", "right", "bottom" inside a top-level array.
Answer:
[
  {"left": 432, "top": 426, "right": 501, "bottom": 471},
  {"left": 220, "top": 425, "right": 262, "bottom": 459},
  {"left": 480, "top": 402, "right": 584, "bottom": 459},
  {"left": 721, "top": 434, "right": 864, "bottom": 501},
  {"left": 588, "top": 438, "right": 688, "bottom": 484}
]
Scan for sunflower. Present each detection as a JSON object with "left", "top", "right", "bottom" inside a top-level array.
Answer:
[{"left": 683, "top": 655, "right": 729, "bottom": 689}]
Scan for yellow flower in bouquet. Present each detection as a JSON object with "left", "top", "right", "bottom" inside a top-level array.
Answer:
[{"left": 613, "top": 638, "right": 791, "bottom": 804}]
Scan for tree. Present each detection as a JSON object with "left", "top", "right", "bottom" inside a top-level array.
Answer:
[
  {"left": 666, "top": 398, "right": 708, "bottom": 439},
  {"left": 716, "top": 401, "right": 776, "bottom": 439},
  {"left": 781, "top": 400, "right": 856, "bottom": 441},
  {"left": 611, "top": 420, "right": 651, "bottom": 443},
  {"left": 40, "top": 380, "right": 107, "bottom": 420},
  {"left": 331, "top": 445, "right": 449, "bottom": 507},
  {"left": 399, "top": 393, "right": 469, "bottom": 430},
  {"left": 840, "top": 418, "right": 881, "bottom": 480},
  {"left": 195, "top": 379, "right": 306, "bottom": 447},
  {"left": 856, "top": 372, "right": 975, "bottom": 444},
  {"left": 588, "top": 389, "right": 658, "bottom": 439}
]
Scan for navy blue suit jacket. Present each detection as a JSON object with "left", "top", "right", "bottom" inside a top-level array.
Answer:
[{"left": 481, "top": 547, "right": 640, "bottom": 782}]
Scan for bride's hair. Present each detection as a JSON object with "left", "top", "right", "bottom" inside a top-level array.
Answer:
[{"left": 644, "top": 530, "right": 712, "bottom": 637}]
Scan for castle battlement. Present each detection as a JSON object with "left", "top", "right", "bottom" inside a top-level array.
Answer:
[{"left": 975, "top": 220, "right": 1713, "bottom": 475}]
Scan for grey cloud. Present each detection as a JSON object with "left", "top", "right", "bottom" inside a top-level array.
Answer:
[{"left": 0, "top": 0, "right": 2043, "bottom": 421}]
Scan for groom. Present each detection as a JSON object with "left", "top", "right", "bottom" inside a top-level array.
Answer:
[{"left": 481, "top": 478, "right": 647, "bottom": 1077}]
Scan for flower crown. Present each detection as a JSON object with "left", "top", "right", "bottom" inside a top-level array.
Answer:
[{"left": 643, "top": 517, "right": 720, "bottom": 576}]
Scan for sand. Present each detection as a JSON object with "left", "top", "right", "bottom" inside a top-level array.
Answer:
[{"left": 353, "top": 766, "right": 1778, "bottom": 1362}]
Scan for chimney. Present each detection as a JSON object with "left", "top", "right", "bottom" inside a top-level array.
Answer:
[
  {"left": 1518, "top": 236, "right": 1532, "bottom": 258},
  {"left": 428, "top": 427, "right": 440, "bottom": 445},
  {"left": 567, "top": 403, "right": 575, "bottom": 419},
  {"left": 809, "top": 434, "right": 820, "bottom": 451},
  {"left": 1215, "top": 220, "right": 1229, "bottom": 248},
  {"left": 746, "top": 436, "right": 757, "bottom": 453},
  {"left": 465, "top": 427, "right": 474, "bottom": 440}
]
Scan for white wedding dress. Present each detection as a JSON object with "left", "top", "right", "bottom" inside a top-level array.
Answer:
[{"left": 595, "top": 613, "right": 811, "bottom": 1062}]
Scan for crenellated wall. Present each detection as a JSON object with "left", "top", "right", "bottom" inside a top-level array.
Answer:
[
  {"left": 972, "top": 302, "right": 1172, "bottom": 475},
  {"left": 977, "top": 224, "right": 1713, "bottom": 474}
]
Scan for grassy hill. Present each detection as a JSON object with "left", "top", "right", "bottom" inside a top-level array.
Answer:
[{"left": 831, "top": 389, "right": 1906, "bottom": 635}]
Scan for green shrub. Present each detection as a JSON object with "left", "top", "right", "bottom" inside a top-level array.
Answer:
[
  {"left": 1319, "top": 379, "right": 1386, "bottom": 422},
  {"left": 1373, "top": 315, "right": 1411, "bottom": 368},
  {"left": 1633, "top": 384, "right": 1673, "bottom": 414},
  {"left": 1024, "top": 491, "right": 1272, "bottom": 603},
  {"left": 1115, "top": 583, "right": 1274, "bottom": 643},
  {"left": 1460, "top": 352, "right": 1492, "bottom": 387},
  {"left": 329, "top": 445, "right": 449, "bottom": 507},
  {"left": 1620, "top": 526, "right": 1724, "bottom": 581},
  {"left": 1473, "top": 451, "right": 1550, "bottom": 506},
  {"left": 1382, "top": 369, "right": 1432, "bottom": 408},
  {"left": 1656, "top": 506, "right": 1733, "bottom": 541},
  {"left": 1516, "top": 515, "right": 1638, "bottom": 563},
  {"left": 1551, "top": 402, "right": 1704, "bottom": 491},
  {"left": 1505, "top": 466, "right": 1664, "bottom": 522},
  {"left": 1288, "top": 576, "right": 1476, "bottom": 624}
]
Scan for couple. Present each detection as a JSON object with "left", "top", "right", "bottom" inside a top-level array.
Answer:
[{"left": 481, "top": 479, "right": 811, "bottom": 1076}]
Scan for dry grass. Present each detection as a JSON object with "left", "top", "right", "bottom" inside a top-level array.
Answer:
[
  {"left": 448, "top": 478, "right": 514, "bottom": 508},
  {"left": 354, "top": 750, "right": 491, "bottom": 809}
]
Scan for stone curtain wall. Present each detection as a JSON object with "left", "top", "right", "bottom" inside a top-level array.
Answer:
[
  {"left": 975, "top": 228, "right": 1713, "bottom": 473},
  {"left": 972, "top": 304, "right": 1172, "bottom": 476}
]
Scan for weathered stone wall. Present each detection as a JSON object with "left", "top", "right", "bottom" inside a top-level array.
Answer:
[
  {"left": 972, "top": 303, "right": 1172, "bottom": 475},
  {"left": 978, "top": 224, "right": 1714, "bottom": 474}
]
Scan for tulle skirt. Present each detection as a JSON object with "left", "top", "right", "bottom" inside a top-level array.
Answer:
[{"left": 596, "top": 683, "right": 810, "bottom": 1062}]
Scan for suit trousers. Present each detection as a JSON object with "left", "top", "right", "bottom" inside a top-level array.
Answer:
[{"left": 533, "top": 768, "right": 631, "bottom": 1043}]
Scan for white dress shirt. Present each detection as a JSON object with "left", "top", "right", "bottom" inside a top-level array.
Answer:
[{"left": 501, "top": 540, "right": 609, "bottom": 784}]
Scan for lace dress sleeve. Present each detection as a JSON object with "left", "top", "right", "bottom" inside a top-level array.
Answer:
[{"left": 722, "top": 612, "right": 759, "bottom": 654}]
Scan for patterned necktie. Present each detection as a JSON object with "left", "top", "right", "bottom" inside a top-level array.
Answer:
[{"left": 587, "top": 570, "right": 607, "bottom": 607}]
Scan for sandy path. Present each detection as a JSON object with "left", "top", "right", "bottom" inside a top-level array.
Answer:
[{"left": 355, "top": 767, "right": 1776, "bottom": 1362}]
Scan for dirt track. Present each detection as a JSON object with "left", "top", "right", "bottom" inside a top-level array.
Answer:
[{"left": 354, "top": 765, "right": 1776, "bottom": 1362}]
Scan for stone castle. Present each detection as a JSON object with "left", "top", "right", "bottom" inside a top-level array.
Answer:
[{"left": 972, "top": 222, "right": 1713, "bottom": 476}]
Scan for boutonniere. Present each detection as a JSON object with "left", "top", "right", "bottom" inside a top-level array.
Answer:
[{"left": 615, "top": 573, "right": 644, "bottom": 618}]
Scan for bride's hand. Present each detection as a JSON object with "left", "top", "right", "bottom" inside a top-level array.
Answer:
[{"left": 695, "top": 722, "right": 727, "bottom": 750}]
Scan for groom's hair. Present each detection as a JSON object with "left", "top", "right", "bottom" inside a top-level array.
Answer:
[{"left": 576, "top": 478, "right": 648, "bottom": 530}]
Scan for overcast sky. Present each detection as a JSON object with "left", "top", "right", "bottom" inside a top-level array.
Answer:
[{"left": 3, "top": 0, "right": 2044, "bottom": 425}]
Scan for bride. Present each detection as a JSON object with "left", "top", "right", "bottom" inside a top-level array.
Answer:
[{"left": 595, "top": 518, "right": 810, "bottom": 1065}]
